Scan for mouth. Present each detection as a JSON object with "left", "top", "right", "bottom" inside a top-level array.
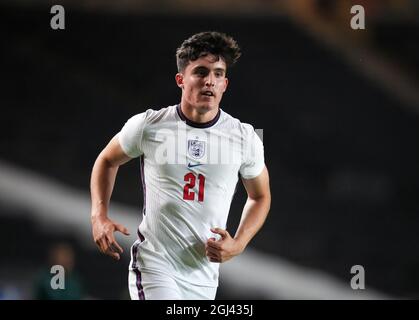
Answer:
[{"left": 201, "top": 90, "right": 215, "bottom": 97}]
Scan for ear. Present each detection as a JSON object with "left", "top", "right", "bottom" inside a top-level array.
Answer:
[
  {"left": 222, "top": 77, "right": 229, "bottom": 93},
  {"left": 175, "top": 73, "right": 184, "bottom": 89}
]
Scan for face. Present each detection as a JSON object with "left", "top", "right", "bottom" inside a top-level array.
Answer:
[{"left": 176, "top": 54, "right": 228, "bottom": 114}]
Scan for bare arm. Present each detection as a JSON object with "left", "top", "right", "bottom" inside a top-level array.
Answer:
[
  {"left": 234, "top": 166, "right": 271, "bottom": 248},
  {"left": 90, "top": 135, "right": 132, "bottom": 260},
  {"left": 206, "top": 166, "right": 271, "bottom": 263}
]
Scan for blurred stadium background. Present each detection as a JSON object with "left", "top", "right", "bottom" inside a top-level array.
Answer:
[{"left": 1, "top": 0, "right": 419, "bottom": 299}]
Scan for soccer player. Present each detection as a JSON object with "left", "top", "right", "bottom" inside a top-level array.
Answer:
[{"left": 90, "top": 31, "right": 271, "bottom": 300}]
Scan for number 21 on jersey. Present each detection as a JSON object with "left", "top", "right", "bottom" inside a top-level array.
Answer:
[{"left": 183, "top": 173, "right": 205, "bottom": 202}]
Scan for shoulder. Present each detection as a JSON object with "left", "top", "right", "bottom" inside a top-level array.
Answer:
[
  {"left": 219, "top": 109, "right": 256, "bottom": 135},
  {"left": 124, "top": 105, "right": 177, "bottom": 127},
  {"left": 144, "top": 105, "right": 176, "bottom": 123}
]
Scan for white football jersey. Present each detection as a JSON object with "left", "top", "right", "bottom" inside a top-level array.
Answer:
[{"left": 119, "top": 104, "right": 264, "bottom": 287}]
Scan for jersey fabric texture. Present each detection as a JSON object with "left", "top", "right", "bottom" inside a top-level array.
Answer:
[
  {"left": 128, "top": 259, "right": 217, "bottom": 300},
  {"left": 119, "top": 104, "right": 264, "bottom": 291}
]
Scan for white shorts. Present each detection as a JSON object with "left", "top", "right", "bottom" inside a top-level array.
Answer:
[{"left": 128, "top": 268, "right": 217, "bottom": 300}]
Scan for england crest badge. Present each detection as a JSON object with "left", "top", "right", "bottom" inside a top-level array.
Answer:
[{"left": 188, "top": 139, "right": 205, "bottom": 159}]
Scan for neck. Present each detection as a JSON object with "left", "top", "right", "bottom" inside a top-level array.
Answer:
[{"left": 180, "top": 100, "right": 219, "bottom": 124}]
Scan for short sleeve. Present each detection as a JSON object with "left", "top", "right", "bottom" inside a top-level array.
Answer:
[
  {"left": 118, "top": 113, "right": 147, "bottom": 158},
  {"left": 239, "top": 125, "right": 265, "bottom": 179}
]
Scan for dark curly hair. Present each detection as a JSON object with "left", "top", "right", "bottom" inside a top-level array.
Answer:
[{"left": 176, "top": 31, "right": 241, "bottom": 72}]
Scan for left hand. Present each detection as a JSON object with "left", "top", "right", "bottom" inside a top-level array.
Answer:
[{"left": 205, "top": 228, "right": 245, "bottom": 263}]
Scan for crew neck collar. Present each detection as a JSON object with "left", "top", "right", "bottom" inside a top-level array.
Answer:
[{"left": 176, "top": 104, "right": 221, "bottom": 129}]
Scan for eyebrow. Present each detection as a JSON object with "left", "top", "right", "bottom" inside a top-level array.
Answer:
[{"left": 192, "top": 66, "right": 226, "bottom": 73}]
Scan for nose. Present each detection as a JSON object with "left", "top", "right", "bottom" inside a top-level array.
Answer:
[{"left": 205, "top": 73, "right": 215, "bottom": 87}]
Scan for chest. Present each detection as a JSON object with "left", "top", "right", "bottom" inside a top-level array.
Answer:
[{"left": 143, "top": 123, "right": 244, "bottom": 189}]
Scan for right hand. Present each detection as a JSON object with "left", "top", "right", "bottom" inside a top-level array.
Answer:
[{"left": 92, "top": 216, "right": 130, "bottom": 260}]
